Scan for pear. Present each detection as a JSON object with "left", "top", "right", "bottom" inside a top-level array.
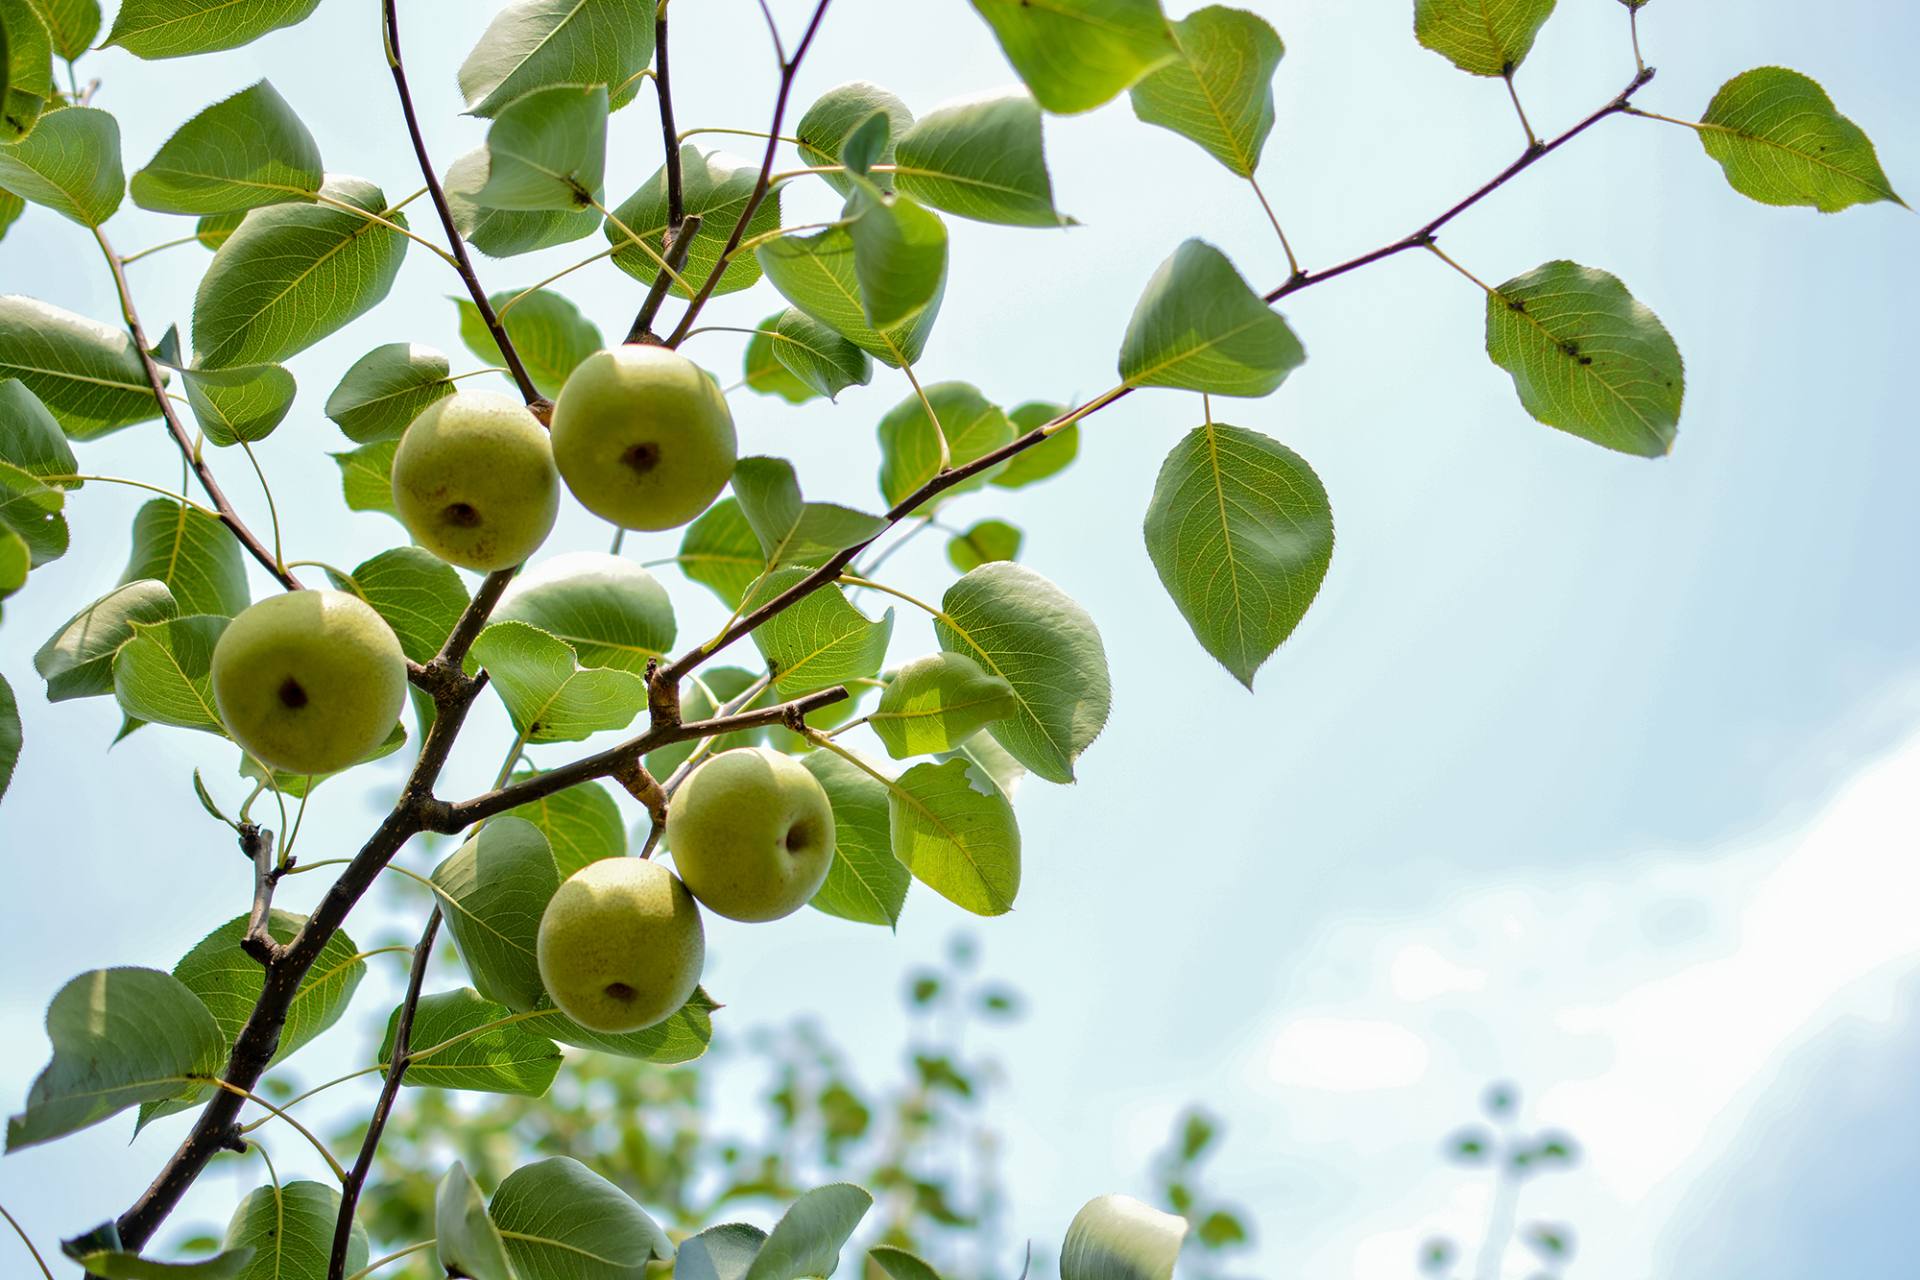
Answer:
[
  {"left": 666, "top": 747, "right": 836, "bottom": 922},
  {"left": 537, "top": 857, "right": 705, "bottom": 1033},
  {"left": 391, "top": 390, "right": 559, "bottom": 571}
]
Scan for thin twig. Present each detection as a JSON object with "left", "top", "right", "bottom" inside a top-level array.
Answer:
[
  {"left": 90, "top": 228, "right": 301, "bottom": 591},
  {"left": 656, "top": 6, "right": 684, "bottom": 228},
  {"left": 628, "top": 213, "right": 704, "bottom": 343},
  {"left": 238, "top": 824, "right": 284, "bottom": 966},
  {"left": 327, "top": 909, "right": 440, "bottom": 1280},
  {"left": 382, "top": 0, "right": 540, "bottom": 406},
  {"left": 664, "top": 0, "right": 835, "bottom": 346}
]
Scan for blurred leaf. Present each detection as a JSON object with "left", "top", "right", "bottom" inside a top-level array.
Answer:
[
  {"left": 969, "top": 0, "right": 1175, "bottom": 115},
  {"left": 61, "top": 1246, "right": 254, "bottom": 1279},
  {"left": 436, "top": 1161, "right": 515, "bottom": 1280},
  {"left": 0, "top": 671, "right": 16, "bottom": 805},
  {"left": 676, "top": 1223, "right": 768, "bottom": 1280},
  {"left": 870, "top": 1248, "right": 944, "bottom": 1280},
  {"left": 946, "top": 518, "right": 1022, "bottom": 573},
  {"left": 1061, "top": 1195, "right": 1188, "bottom": 1280},
  {"left": 741, "top": 1184, "right": 873, "bottom": 1280}
]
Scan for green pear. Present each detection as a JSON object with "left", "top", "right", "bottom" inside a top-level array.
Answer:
[
  {"left": 211, "top": 590, "right": 407, "bottom": 775},
  {"left": 537, "top": 857, "right": 705, "bottom": 1033},
  {"left": 666, "top": 747, "right": 837, "bottom": 922},
  {"left": 391, "top": 390, "right": 559, "bottom": 571},
  {"left": 549, "top": 345, "right": 736, "bottom": 531}
]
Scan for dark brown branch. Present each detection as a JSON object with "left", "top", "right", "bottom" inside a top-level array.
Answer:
[
  {"left": 327, "top": 908, "right": 441, "bottom": 1280},
  {"left": 627, "top": 213, "right": 703, "bottom": 344},
  {"left": 429, "top": 684, "right": 849, "bottom": 831},
  {"left": 238, "top": 824, "right": 283, "bottom": 967},
  {"left": 92, "top": 229, "right": 301, "bottom": 592},
  {"left": 664, "top": 0, "right": 834, "bottom": 346},
  {"left": 382, "top": 0, "right": 541, "bottom": 406},
  {"left": 656, "top": 7, "right": 684, "bottom": 227},
  {"left": 661, "top": 66, "right": 1658, "bottom": 683}
]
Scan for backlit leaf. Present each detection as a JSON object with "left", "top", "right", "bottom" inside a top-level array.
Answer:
[
  {"left": 131, "top": 80, "right": 322, "bottom": 214},
  {"left": 455, "top": 288, "right": 600, "bottom": 399},
  {"left": 872, "top": 652, "right": 1016, "bottom": 760},
  {"left": 894, "top": 89, "right": 1067, "bottom": 226},
  {"left": 225, "top": 1181, "right": 366, "bottom": 1280},
  {"left": 384, "top": 988, "right": 561, "bottom": 1096},
  {"left": 0, "top": 295, "right": 158, "bottom": 439},
  {"left": 1695, "top": 66, "right": 1904, "bottom": 212},
  {"left": 492, "top": 552, "right": 677, "bottom": 674},
  {"left": 605, "top": 146, "right": 782, "bottom": 299},
  {"left": 325, "top": 343, "right": 455, "bottom": 443},
  {"left": 0, "top": 105, "right": 122, "bottom": 225},
  {"left": 1129, "top": 6, "right": 1283, "bottom": 176},
  {"left": 120, "top": 497, "right": 249, "bottom": 616},
  {"left": 744, "top": 567, "right": 894, "bottom": 697},
  {"left": 1413, "top": 0, "right": 1557, "bottom": 78},
  {"left": 1118, "top": 238, "right": 1304, "bottom": 396},
  {"left": 758, "top": 223, "right": 943, "bottom": 368},
  {"left": 458, "top": 0, "right": 655, "bottom": 117},
  {"left": 969, "top": 0, "right": 1176, "bottom": 115},
  {"left": 470, "top": 619, "right": 649, "bottom": 742},
  {"left": 106, "top": 0, "right": 325, "bottom": 59},
  {"left": 489, "top": 1157, "right": 674, "bottom": 1278}
]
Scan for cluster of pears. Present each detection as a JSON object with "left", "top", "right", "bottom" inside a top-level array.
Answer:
[
  {"left": 537, "top": 747, "right": 840, "bottom": 1033},
  {"left": 209, "top": 344, "right": 734, "bottom": 776}
]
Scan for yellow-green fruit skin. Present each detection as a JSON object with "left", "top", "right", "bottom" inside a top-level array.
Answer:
[
  {"left": 666, "top": 747, "right": 837, "bottom": 923},
  {"left": 210, "top": 590, "right": 407, "bottom": 776},
  {"left": 537, "top": 858, "right": 706, "bottom": 1034},
  {"left": 391, "top": 390, "right": 560, "bottom": 571},
  {"left": 549, "top": 345, "right": 737, "bottom": 531}
]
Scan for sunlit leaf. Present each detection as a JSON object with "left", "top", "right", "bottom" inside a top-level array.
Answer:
[
  {"left": 744, "top": 567, "right": 894, "bottom": 697},
  {"left": 131, "top": 80, "right": 322, "bottom": 214},
  {"left": 606, "top": 146, "right": 782, "bottom": 299},
  {"left": 0, "top": 295, "right": 159, "bottom": 440},
  {"left": 1118, "top": 238, "right": 1304, "bottom": 396},
  {"left": 871, "top": 652, "right": 1015, "bottom": 760},
  {"left": 1413, "top": 0, "right": 1557, "bottom": 78},
  {"left": 887, "top": 755, "right": 1020, "bottom": 915},
  {"left": 489, "top": 1156, "right": 675, "bottom": 1278},
  {"left": 471, "top": 619, "right": 649, "bottom": 742},
  {"left": 121, "top": 497, "right": 249, "bottom": 616},
  {"left": 106, "top": 0, "right": 325, "bottom": 59},
  {"left": 492, "top": 552, "right": 676, "bottom": 674},
  {"left": 1129, "top": 6, "right": 1284, "bottom": 176},
  {"left": 455, "top": 288, "right": 601, "bottom": 399},
  {"left": 803, "top": 749, "right": 908, "bottom": 928},
  {"left": 1695, "top": 66, "right": 1904, "bottom": 212},
  {"left": 894, "top": 89, "right": 1067, "bottom": 226},
  {"left": 325, "top": 343, "right": 456, "bottom": 443},
  {"left": 458, "top": 0, "right": 655, "bottom": 117},
  {"left": 384, "top": 988, "right": 561, "bottom": 1096},
  {"left": 969, "top": 0, "right": 1175, "bottom": 115},
  {"left": 0, "top": 105, "right": 122, "bottom": 225}
]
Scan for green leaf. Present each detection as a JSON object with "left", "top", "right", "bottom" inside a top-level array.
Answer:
[
  {"left": 195, "top": 209, "right": 243, "bottom": 250},
  {"left": 872, "top": 652, "right": 1016, "bottom": 760},
  {"left": 106, "top": 0, "right": 324, "bottom": 59},
  {"left": 676, "top": 1224, "right": 768, "bottom": 1280},
  {"left": 744, "top": 567, "right": 894, "bottom": 697},
  {"left": 523, "top": 986, "right": 716, "bottom": 1063},
  {"left": 870, "top": 1248, "right": 945, "bottom": 1280},
  {"left": 1118, "top": 238, "right": 1305, "bottom": 396},
  {"left": 455, "top": 288, "right": 600, "bottom": 399},
  {"left": 1129, "top": 6, "right": 1283, "bottom": 176},
  {"left": 193, "top": 176, "right": 408, "bottom": 369},
  {"left": 0, "top": 376, "right": 78, "bottom": 564},
  {"left": 936, "top": 562, "right": 1110, "bottom": 784},
  {"left": 325, "top": 343, "right": 455, "bottom": 443},
  {"left": 1061, "top": 1195, "right": 1188, "bottom": 1280},
  {"left": 33, "top": 580, "right": 177, "bottom": 701},
  {"left": 797, "top": 81, "right": 914, "bottom": 198},
  {"left": 121, "top": 497, "right": 249, "bottom": 616},
  {"left": 178, "top": 362, "right": 296, "bottom": 446},
  {"left": 236, "top": 718, "right": 409, "bottom": 800},
  {"left": 1695, "top": 67, "right": 1904, "bottom": 212},
  {"left": 1142, "top": 422, "right": 1332, "bottom": 687},
  {"left": 490, "top": 1156, "right": 675, "bottom": 1278},
  {"left": 24, "top": 0, "right": 96, "bottom": 60},
  {"left": 331, "top": 438, "right": 399, "bottom": 517},
  {"left": 744, "top": 315, "right": 822, "bottom": 404},
  {"left": 130, "top": 80, "right": 322, "bottom": 214},
  {"left": 458, "top": 0, "right": 655, "bottom": 118},
  {"left": 0, "top": 0, "right": 53, "bottom": 143},
  {"left": 646, "top": 665, "right": 766, "bottom": 777},
  {"left": 741, "top": 1184, "right": 874, "bottom": 1280},
  {"left": 877, "top": 381, "right": 1012, "bottom": 509},
  {"left": 6, "top": 967, "right": 225, "bottom": 1150},
  {"left": 225, "top": 1182, "right": 366, "bottom": 1280},
  {"left": 846, "top": 188, "right": 949, "bottom": 330},
  {"left": 0, "top": 187, "right": 23, "bottom": 239},
  {"left": 940, "top": 730, "right": 1026, "bottom": 798},
  {"left": 802, "top": 749, "right": 908, "bottom": 928},
  {"left": 0, "top": 518, "right": 27, "bottom": 595},
  {"left": 0, "top": 105, "right": 122, "bottom": 224},
  {"left": 733, "top": 455, "right": 887, "bottom": 572},
  {"left": 764, "top": 307, "right": 872, "bottom": 401},
  {"left": 946, "top": 518, "right": 1022, "bottom": 573},
  {"left": 677, "top": 497, "right": 765, "bottom": 609},
  {"left": 1485, "top": 260, "right": 1684, "bottom": 457},
  {"left": 471, "top": 619, "right": 649, "bottom": 742},
  {"left": 62, "top": 1247, "right": 254, "bottom": 1279},
  {"left": 385, "top": 988, "right": 561, "bottom": 1095},
  {"left": 0, "top": 671, "right": 17, "bottom": 805},
  {"left": 1413, "top": 0, "right": 1557, "bottom": 78},
  {"left": 504, "top": 771, "right": 627, "bottom": 878},
  {"left": 887, "top": 756, "right": 1020, "bottom": 915},
  {"left": 437, "top": 1162, "right": 515, "bottom": 1280},
  {"left": 433, "top": 816, "right": 560, "bottom": 1013},
  {"left": 0, "top": 295, "right": 159, "bottom": 440},
  {"left": 139, "top": 909, "right": 366, "bottom": 1127},
  {"left": 111, "top": 614, "right": 228, "bottom": 733},
  {"left": 492, "top": 552, "right": 676, "bottom": 674},
  {"left": 758, "top": 223, "right": 943, "bottom": 368},
  {"left": 970, "top": 0, "right": 1175, "bottom": 115},
  {"left": 606, "top": 145, "right": 782, "bottom": 299},
  {"left": 894, "top": 89, "right": 1068, "bottom": 226},
  {"left": 447, "top": 145, "right": 601, "bottom": 258},
  {"left": 474, "top": 83, "right": 608, "bottom": 212}
]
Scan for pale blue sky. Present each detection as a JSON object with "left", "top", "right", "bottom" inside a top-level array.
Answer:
[{"left": 1, "top": 1, "right": 1915, "bottom": 1275}]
